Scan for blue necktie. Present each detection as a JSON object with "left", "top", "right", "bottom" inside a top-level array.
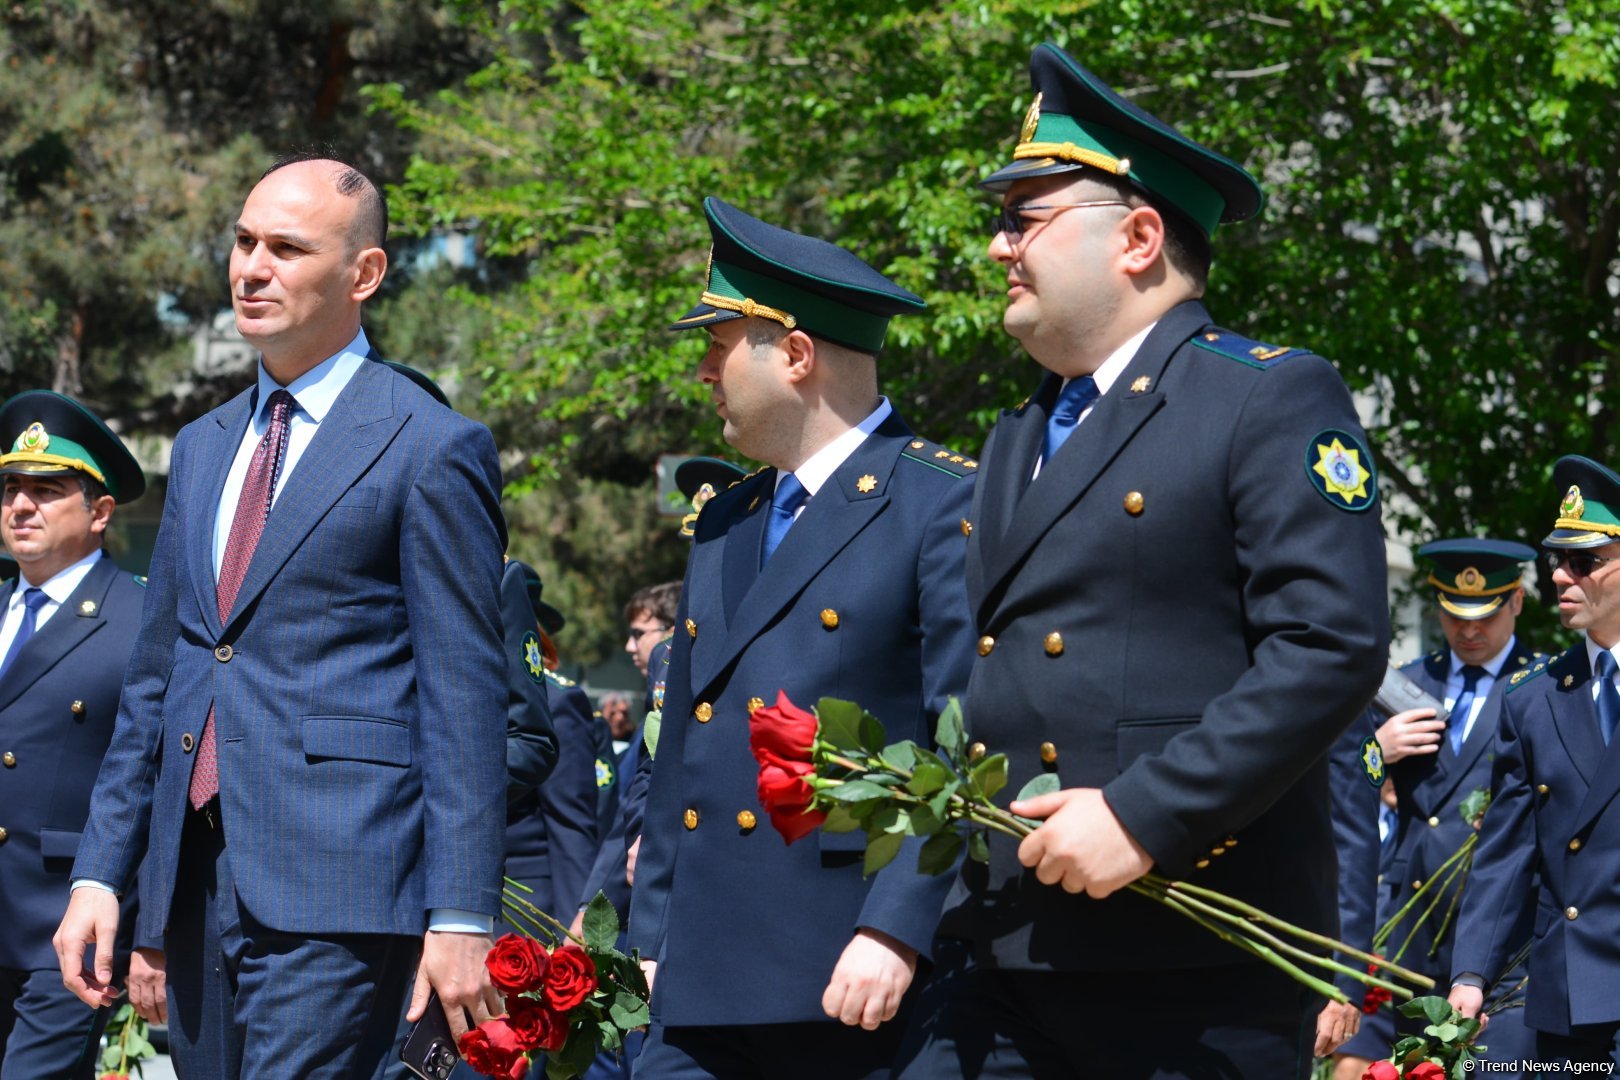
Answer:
[
  {"left": 1448, "top": 665, "right": 1487, "bottom": 754},
  {"left": 1041, "top": 376, "right": 1100, "bottom": 466},
  {"left": 760, "top": 473, "right": 809, "bottom": 568},
  {"left": 1595, "top": 651, "right": 1619, "bottom": 746},
  {"left": 0, "top": 588, "right": 50, "bottom": 683}
]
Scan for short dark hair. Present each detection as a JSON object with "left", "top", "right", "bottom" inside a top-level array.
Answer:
[
  {"left": 624, "top": 581, "right": 681, "bottom": 627},
  {"left": 75, "top": 473, "right": 110, "bottom": 509},
  {"left": 1082, "top": 173, "right": 1211, "bottom": 293},
  {"left": 262, "top": 151, "right": 388, "bottom": 251}
]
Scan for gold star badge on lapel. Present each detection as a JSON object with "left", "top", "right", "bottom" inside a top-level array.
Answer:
[
  {"left": 1564, "top": 675, "right": 1574, "bottom": 687},
  {"left": 1131, "top": 376, "right": 1152, "bottom": 393},
  {"left": 856, "top": 474, "right": 877, "bottom": 494},
  {"left": 78, "top": 599, "right": 98, "bottom": 616}
]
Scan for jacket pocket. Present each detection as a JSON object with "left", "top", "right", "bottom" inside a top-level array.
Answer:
[
  {"left": 302, "top": 715, "right": 411, "bottom": 767},
  {"left": 1116, "top": 717, "right": 1199, "bottom": 771},
  {"left": 39, "top": 828, "right": 83, "bottom": 860}
]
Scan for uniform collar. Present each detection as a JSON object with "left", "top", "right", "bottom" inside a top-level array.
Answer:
[
  {"left": 9, "top": 547, "right": 103, "bottom": 606},
  {"left": 778, "top": 396, "right": 893, "bottom": 499}
]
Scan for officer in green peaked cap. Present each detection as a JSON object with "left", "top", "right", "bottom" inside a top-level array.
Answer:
[{"left": 0, "top": 390, "right": 146, "bottom": 503}]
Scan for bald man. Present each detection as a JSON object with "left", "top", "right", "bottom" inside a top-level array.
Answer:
[{"left": 55, "top": 156, "right": 510, "bottom": 1079}]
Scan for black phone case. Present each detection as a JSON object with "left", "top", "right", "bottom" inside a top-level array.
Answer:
[{"left": 400, "top": 992, "right": 462, "bottom": 1080}]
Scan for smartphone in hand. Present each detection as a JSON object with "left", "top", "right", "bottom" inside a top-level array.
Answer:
[{"left": 400, "top": 992, "right": 461, "bottom": 1080}]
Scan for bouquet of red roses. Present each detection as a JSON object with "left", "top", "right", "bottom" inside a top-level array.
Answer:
[
  {"left": 458, "top": 890, "right": 650, "bottom": 1080},
  {"left": 748, "top": 691, "right": 1434, "bottom": 1006},
  {"left": 1362, "top": 996, "right": 1488, "bottom": 1080}
]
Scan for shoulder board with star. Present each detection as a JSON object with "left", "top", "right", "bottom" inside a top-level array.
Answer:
[
  {"left": 694, "top": 467, "right": 772, "bottom": 521},
  {"left": 900, "top": 438, "right": 977, "bottom": 477},
  {"left": 1191, "top": 328, "right": 1311, "bottom": 370},
  {"left": 1507, "top": 649, "right": 1568, "bottom": 692},
  {"left": 543, "top": 670, "right": 577, "bottom": 689}
]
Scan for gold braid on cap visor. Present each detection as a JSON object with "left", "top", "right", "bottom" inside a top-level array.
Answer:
[
  {"left": 1012, "top": 142, "right": 1132, "bottom": 176},
  {"left": 698, "top": 292, "right": 798, "bottom": 330},
  {"left": 0, "top": 452, "right": 106, "bottom": 484}
]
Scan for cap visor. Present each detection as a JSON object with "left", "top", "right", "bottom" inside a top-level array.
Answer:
[
  {"left": 669, "top": 303, "right": 743, "bottom": 332},
  {"left": 1436, "top": 594, "right": 1505, "bottom": 620},
  {"left": 979, "top": 157, "right": 1090, "bottom": 193},
  {"left": 1543, "top": 527, "right": 1620, "bottom": 550}
]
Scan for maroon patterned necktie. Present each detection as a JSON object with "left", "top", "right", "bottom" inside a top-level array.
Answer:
[{"left": 189, "top": 389, "right": 295, "bottom": 809}]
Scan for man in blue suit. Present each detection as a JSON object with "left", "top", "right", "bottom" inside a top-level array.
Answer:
[
  {"left": 895, "top": 44, "right": 1388, "bottom": 1079},
  {"left": 1450, "top": 456, "right": 1620, "bottom": 1066},
  {"left": 53, "top": 155, "right": 511, "bottom": 1079},
  {"left": 1328, "top": 540, "right": 1539, "bottom": 1072},
  {"left": 627, "top": 197, "right": 976, "bottom": 1078},
  {"left": 0, "top": 391, "right": 155, "bottom": 1079}
]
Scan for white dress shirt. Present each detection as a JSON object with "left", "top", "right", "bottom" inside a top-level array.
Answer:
[
  {"left": 772, "top": 397, "right": 893, "bottom": 513},
  {"left": 0, "top": 548, "right": 105, "bottom": 653},
  {"left": 1442, "top": 637, "right": 1517, "bottom": 746}
]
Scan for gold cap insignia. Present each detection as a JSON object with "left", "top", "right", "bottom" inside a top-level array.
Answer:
[
  {"left": 1019, "top": 92, "right": 1043, "bottom": 143},
  {"left": 856, "top": 474, "right": 877, "bottom": 494},
  {"left": 1454, "top": 567, "right": 1484, "bottom": 594},
  {"left": 14, "top": 422, "right": 48, "bottom": 453},
  {"left": 1561, "top": 485, "right": 1585, "bottom": 520},
  {"left": 1130, "top": 376, "right": 1152, "bottom": 393}
]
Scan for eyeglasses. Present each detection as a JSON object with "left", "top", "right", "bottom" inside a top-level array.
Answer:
[
  {"left": 1545, "top": 550, "right": 1620, "bottom": 577},
  {"left": 990, "top": 201, "right": 1131, "bottom": 240}
]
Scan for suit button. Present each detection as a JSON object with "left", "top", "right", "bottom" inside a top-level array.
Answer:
[
  {"left": 1569, "top": 838, "right": 1582, "bottom": 852},
  {"left": 1566, "top": 906, "right": 1579, "bottom": 921},
  {"left": 1044, "top": 632, "right": 1064, "bottom": 656},
  {"left": 736, "top": 810, "right": 757, "bottom": 831},
  {"left": 968, "top": 742, "right": 987, "bottom": 762},
  {"left": 961, "top": 518, "right": 973, "bottom": 537},
  {"left": 1, "top": 752, "right": 13, "bottom": 767},
  {"left": 978, "top": 636, "right": 995, "bottom": 657},
  {"left": 1427, "top": 816, "right": 1440, "bottom": 827},
  {"left": 1039, "top": 741, "right": 1058, "bottom": 764},
  {"left": 1414, "top": 880, "right": 1424, "bottom": 890},
  {"left": 1195, "top": 858, "right": 1210, "bottom": 869},
  {"left": 182, "top": 732, "right": 195, "bottom": 753},
  {"left": 215, "top": 644, "right": 234, "bottom": 663},
  {"left": 684, "top": 808, "right": 700, "bottom": 830},
  {"left": 695, "top": 702, "right": 713, "bottom": 723},
  {"left": 1537, "top": 784, "right": 1550, "bottom": 795},
  {"left": 686, "top": 619, "right": 697, "bottom": 638},
  {"left": 747, "top": 697, "right": 764, "bottom": 714},
  {"left": 820, "top": 609, "right": 840, "bottom": 630},
  {"left": 0, "top": 827, "right": 8, "bottom": 844},
  {"left": 71, "top": 700, "right": 86, "bottom": 715},
  {"left": 1123, "top": 491, "right": 1145, "bottom": 515}
]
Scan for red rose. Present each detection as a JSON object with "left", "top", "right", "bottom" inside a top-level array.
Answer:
[
  {"left": 485, "top": 933, "right": 548, "bottom": 994},
  {"left": 543, "top": 944, "right": 598, "bottom": 1012},
  {"left": 1405, "top": 1063, "right": 1445, "bottom": 1080},
  {"left": 507, "top": 994, "right": 568, "bottom": 1053},
  {"left": 459, "top": 1017, "right": 528, "bottom": 1080},
  {"left": 748, "top": 691, "right": 819, "bottom": 766},
  {"left": 1361, "top": 986, "right": 1393, "bottom": 1014},
  {"left": 756, "top": 754, "right": 827, "bottom": 843},
  {"left": 1360, "top": 1063, "right": 1399, "bottom": 1080}
]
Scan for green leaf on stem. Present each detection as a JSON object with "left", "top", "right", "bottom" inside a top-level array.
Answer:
[
  {"left": 935, "top": 698, "right": 965, "bottom": 761},
  {"left": 917, "top": 830, "right": 964, "bottom": 875},
  {"left": 908, "top": 804, "right": 942, "bottom": 836},
  {"left": 583, "top": 892, "right": 620, "bottom": 952},
  {"left": 881, "top": 740, "right": 919, "bottom": 773},
  {"left": 555, "top": 1025, "right": 598, "bottom": 1078},
  {"left": 828, "top": 779, "right": 893, "bottom": 802},
  {"left": 1015, "top": 773, "right": 1061, "bottom": 802},
  {"left": 968, "top": 831, "right": 990, "bottom": 864},
  {"left": 1459, "top": 787, "right": 1491, "bottom": 827},
  {"left": 822, "top": 804, "right": 865, "bottom": 833},
  {"left": 1399, "top": 995, "right": 1456, "bottom": 1025},
  {"left": 597, "top": 1017, "right": 624, "bottom": 1052},
  {"left": 905, "top": 761, "right": 952, "bottom": 796},
  {"left": 969, "top": 753, "right": 1010, "bottom": 801},
  {"left": 1426, "top": 1022, "right": 1459, "bottom": 1042},
  {"left": 864, "top": 830, "right": 905, "bottom": 876},
  {"left": 928, "top": 780, "right": 959, "bottom": 817},
  {"left": 859, "top": 710, "right": 888, "bottom": 754},
  {"left": 817, "top": 698, "right": 866, "bottom": 751},
  {"left": 643, "top": 710, "right": 661, "bottom": 761},
  {"left": 870, "top": 806, "right": 905, "bottom": 834},
  {"left": 611, "top": 990, "right": 651, "bottom": 1029}
]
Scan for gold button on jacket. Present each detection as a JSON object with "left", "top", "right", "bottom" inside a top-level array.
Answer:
[
  {"left": 977, "top": 636, "right": 995, "bottom": 657},
  {"left": 1, "top": 752, "right": 14, "bottom": 767},
  {"left": 1568, "top": 838, "right": 1582, "bottom": 852},
  {"left": 736, "top": 810, "right": 757, "bottom": 830},
  {"left": 695, "top": 702, "right": 713, "bottom": 723},
  {"left": 1043, "top": 632, "right": 1064, "bottom": 656},
  {"left": 1566, "top": 906, "right": 1579, "bottom": 921},
  {"left": 70, "top": 700, "right": 86, "bottom": 715},
  {"left": 820, "top": 609, "right": 839, "bottom": 629},
  {"left": 1039, "top": 741, "right": 1057, "bottom": 764},
  {"left": 684, "top": 808, "right": 700, "bottom": 830}
]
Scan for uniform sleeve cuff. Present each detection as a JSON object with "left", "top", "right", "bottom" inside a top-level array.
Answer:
[
  {"left": 72, "top": 879, "right": 119, "bottom": 896},
  {"left": 428, "top": 909, "right": 494, "bottom": 934},
  {"left": 1451, "top": 972, "right": 1487, "bottom": 990}
]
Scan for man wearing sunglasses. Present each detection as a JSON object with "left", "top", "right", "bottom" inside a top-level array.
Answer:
[
  {"left": 1327, "top": 540, "right": 1540, "bottom": 1075},
  {"left": 895, "top": 43, "right": 1389, "bottom": 1078},
  {"left": 1449, "top": 456, "right": 1620, "bottom": 1067}
]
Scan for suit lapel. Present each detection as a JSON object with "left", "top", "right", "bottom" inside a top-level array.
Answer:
[
  {"left": 1428, "top": 642, "right": 1536, "bottom": 808},
  {"left": 1571, "top": 648, "right": 1620, "bottom": 833},
  {"left": 692, "top": 418, "right": 907, "bottom": 696},
  {"left": 0, "top": 556, "right": 117, "bottom": 712},
  {"left": 720, "top": 472, "right": 774, "bottom": 628},
  {"left": 979, "top": 303, "right": 1209, "bottom": 604},
  {"left": 190, "top": 390, "right": 255, "bottom": 639},
  {"left": 221, "top": 360, "right": 406, "bottom": 634},
  {"left": 1550, "top": 649, "right": 1603, "bottom": 786}
]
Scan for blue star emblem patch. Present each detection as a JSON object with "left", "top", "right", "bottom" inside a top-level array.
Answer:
[
  {"left": 521, "top": 631, "right": 545, "bottom": 683},
  {"left": 1360, "top": 734, "right": 1385, "bottom": 787},
  {"left": 1307, "top": 429, "right": 1376, "bottom": 512}
]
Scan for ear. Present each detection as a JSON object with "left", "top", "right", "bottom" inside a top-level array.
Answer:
[
  {"left": 1117, "top": 204, "right": 1167, "bottom": 278},
  {"left": 782, "top": 328, "right": 817, "bottom": 385},
  {"left": 1507, "top": 587, "right": 1525, "bottom": 617},
  {"left": 351, "top": 246, "right": 389, "bottom": 303},
  {"left": 88, "top": 494, "right": 116, "bottom": 536}
]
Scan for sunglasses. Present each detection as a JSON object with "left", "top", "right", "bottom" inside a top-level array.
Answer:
[
  {"left": 1545, "top": 550, "right": 1620, "bottom": 577},
  {"left": 990, "top": 200, "right": 1131, "bottom": 240}
]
